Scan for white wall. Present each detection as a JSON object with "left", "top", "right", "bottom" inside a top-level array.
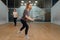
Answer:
[
  {"left": 0, "top": 0, "right": 8, "bottom": 24},
  {"left": 51, "top": 1, "right": 60, "bottom": 25}
]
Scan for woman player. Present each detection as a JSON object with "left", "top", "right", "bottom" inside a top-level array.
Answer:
[
  {"left": 19, "top": 3, "right": 34, "bottom": 39},
  {"left": 13, "top": 8, "right": 18, "bottom": 26}
]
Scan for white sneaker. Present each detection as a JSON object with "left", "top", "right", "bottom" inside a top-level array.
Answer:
[{"left": 25, "top": 35, "right": 29, "bottom": 40}]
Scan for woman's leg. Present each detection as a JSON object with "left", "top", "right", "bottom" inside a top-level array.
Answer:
[
  {"left": 15, "top": 18, "right": 17, "bottom": 26},
  {"left": 14, "top": 18, "right": 16, "bottom": 26},
  {"left": 20, "top": 19, "right": 26, "bottom": 31},
  {"left": 20, "top": 25, "right": 25, "bottom": 31},
  {"left": 14, "top": 18, "right": 17, "bottom": 26},
  {"left": 25, "top": 22, "right": 29, "bottom": 39},
  {"left": 25, "top": 23, "right": 29, "bottom": 35},
  {"left": 20, "top": 19, "right": 29, "bottom": 35},
  {"left": 20, "top": 19, "right": 29, "bottom": 39}
]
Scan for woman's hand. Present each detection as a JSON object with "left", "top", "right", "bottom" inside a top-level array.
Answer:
[{"left": 31, "top": 18, "right": 34, "bottom": 21}]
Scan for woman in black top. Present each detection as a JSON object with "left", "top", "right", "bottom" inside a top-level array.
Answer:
[{"left": 20, "top": 3, "right": 34, "bottom": 39}]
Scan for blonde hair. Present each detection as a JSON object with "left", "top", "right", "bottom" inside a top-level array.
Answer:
[{"left": 26, "top": 3, "right": 31, "bottom": 8}]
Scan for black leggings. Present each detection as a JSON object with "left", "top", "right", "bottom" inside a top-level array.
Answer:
[
  {"left": 20, "top": 19, "right": 29, "bottom": 35},
  {"left": 13, "top": 18, "right": 17, "bottom": 26}
]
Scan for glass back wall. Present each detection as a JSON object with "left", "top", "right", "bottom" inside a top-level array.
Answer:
[
  {"left": 8, "top": 0, "right": 54, "bottom": 22},
  {"left": 17, "top": 6, "right": 45, "bottom": 22}
]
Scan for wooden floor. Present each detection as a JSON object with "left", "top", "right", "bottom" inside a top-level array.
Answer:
[{"left": 0, "top": 23, "right": 60, "bottom": 40}]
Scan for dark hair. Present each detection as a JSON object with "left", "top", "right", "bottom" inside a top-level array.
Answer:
[{"left": 14, "top": 8, "right": 16, "bottom": 11}]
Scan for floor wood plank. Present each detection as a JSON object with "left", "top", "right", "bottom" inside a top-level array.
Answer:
[{"left": 0, "top": 23, "right": 60, "bottom": 40}]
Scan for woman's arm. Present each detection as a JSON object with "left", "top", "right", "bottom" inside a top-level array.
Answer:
[{"left": 25, "top": 15, "right": 34, "bottom": 21}]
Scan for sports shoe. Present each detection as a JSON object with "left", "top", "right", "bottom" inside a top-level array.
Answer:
[{"left": 25, "top": 35, "right": 29, "bottom": 40}]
